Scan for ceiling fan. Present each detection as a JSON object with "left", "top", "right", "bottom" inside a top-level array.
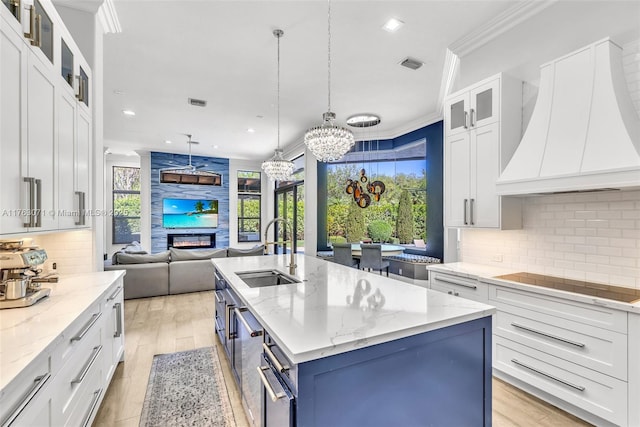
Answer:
[
  {"left": 158, "top": 134, "right": 222, "bottom": 186},
  {"left": 167, "top": 134, "right": 207, "bottom": 172}
]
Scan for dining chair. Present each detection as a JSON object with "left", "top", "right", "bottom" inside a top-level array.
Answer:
[
  {"left": 332, "top": 242, "right": 359, "bottom": 268},
  {"left": 359, "top": 244, "right": 390, "bottom": 276}
]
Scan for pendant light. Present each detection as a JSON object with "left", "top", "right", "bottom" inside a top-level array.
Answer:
[
  {"left": 262, "top": 29, "right": 295, "bottom": 181},
  {"left": 304, "top": 0, "right": 355, "bottom": 162}
]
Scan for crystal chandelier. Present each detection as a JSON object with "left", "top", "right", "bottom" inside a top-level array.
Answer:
[
  {"left": 262, "top": 29, "right": 295, "bottom": 181},
  {"left": 304, "top": 0, "right": 355, "bottom": 162}
]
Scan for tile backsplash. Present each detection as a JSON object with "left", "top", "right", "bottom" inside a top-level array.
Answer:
[
  {"left": 28, "top": 230, "right": 94, "bottom": 275},
  {"left": 460, "top": 190, "right": 640, "bottom": 289}
]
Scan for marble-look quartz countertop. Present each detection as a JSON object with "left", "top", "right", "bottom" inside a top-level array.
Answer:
[
  {"left": 212, "top": 255, "right": 495, "bottom": 364},
  {"left": 0, "top": 270, "right": 125, "bottom": 392},
  {"left": 428, "top": 262, "right": 640, "bottom": 313}
]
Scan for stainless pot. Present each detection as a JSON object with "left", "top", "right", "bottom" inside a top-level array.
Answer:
[{"left": 3, "top": 278, "right": 29, "bottom": 299}]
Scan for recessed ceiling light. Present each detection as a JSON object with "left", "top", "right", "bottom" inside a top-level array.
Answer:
[
  {"left": 165, "top": 140, "right": 172, "bottom": 144},
  {"left": 247, "top": 128, "right": 255, "bottom": 133},
  {"left": 213, "top": 145, "right": 219, "bottom": 149},
  {"left": 347, "top": 114, "right": 381, "bottom": 128},
  {"left": 122, "top": 110, "right": 136, "bottom": 116},
  {"left": 382, "top": 18, "right": 404, "bottom": 33}
]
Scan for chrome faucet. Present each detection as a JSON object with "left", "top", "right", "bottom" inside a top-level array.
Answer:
[{"left": 264, "top": 217, "right": 297, "bottom": 275}]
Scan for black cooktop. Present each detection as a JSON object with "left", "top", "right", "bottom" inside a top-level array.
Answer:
[{"left": 494, "top": 272, "right": 640, "bottom": 304}]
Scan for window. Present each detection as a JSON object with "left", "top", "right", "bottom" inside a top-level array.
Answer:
[
  {"left": 238, "top": 171, "right": 261, "bottom": 242},
  {"left": 112, "top": 166, "right": 141, "bottom": 244}
]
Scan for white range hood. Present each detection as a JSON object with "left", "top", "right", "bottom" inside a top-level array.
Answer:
[{"left": 496, "top": 38, "right": 640, "bottom": 195}]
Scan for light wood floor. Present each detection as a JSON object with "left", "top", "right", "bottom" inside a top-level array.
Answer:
[{"left": 93, "top": 292, "right": 591, "bottom": 427}]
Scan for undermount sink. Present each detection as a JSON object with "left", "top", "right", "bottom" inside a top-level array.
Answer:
[{"left": 236, "top": 269, "right": 301, "bottom": 288}]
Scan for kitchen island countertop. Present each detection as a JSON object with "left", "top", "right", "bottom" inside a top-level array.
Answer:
[{"left": 212, "top": 255, "right": 495, "bottom": 364}]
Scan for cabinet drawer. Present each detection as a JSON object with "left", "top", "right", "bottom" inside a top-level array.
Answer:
[
  {"left": 62, "top": 359, "right": 103, "bottom": 427},
  {"left": 430, "top": 273, "right": 488, "bottom": 303},
  {"left": 495, "top": 310, "right": 627, "bottom": 380},
  {"left": 495, "top": 337, "right": 626, "bottom": 426},
  {"left": 53, "top": 302, "right": 103, "bottom": 372},
  {"left": 489, "top": 285, "right": 627, "bottom": 333},
  {"left": 56, "top": 317, "right": 103, "bottom": 419},
  {"left": 0, "top": 353, "right": 52, "bottom": 426}
]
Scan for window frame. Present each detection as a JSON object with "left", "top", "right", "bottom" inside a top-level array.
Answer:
[
  {"left": 112, "top": 166, "right": 141, "bottom": 245},
  {"left": 237, "top": 171, "right": 262, "bottom": 243}
]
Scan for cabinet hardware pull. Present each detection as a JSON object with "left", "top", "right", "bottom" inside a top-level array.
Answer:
[
  {"left": 214, "top": 291, "right": 224, "bottom": 304},
  {"left": 263, "top": 342, "right": 289, "bottom": 373},
  {"left": 114, "top": 303, "right": 123, "bottom": 337},
  {"left": 32, "top": 13, "right": 41, "bottom": 47},
  {"left": 436, "top": 276, "right": 477, "bottom": 290},
  {"left": 22, "top": 177, "right": 35, "bottom": 227},
  {"left": 511, "top": 323, "right": 585, "bottom": 348},
  {"left": 463, "top": 111, "right": 469, "bottom": 129},
  {"left": 1, "top": 373, "right": 50, "bottom": 427},
  {"left": 34, "top": 178, "right": 41, "bottom": 227},
  {"left": 23, "top": 4, "right": 35, "bottom": 41},
  {"left": 81, "top": 388, "right": 102, "bottom": 427},
  {"left": 257, "top": 366, "right": 287, "bottom": 402},
  {"left": 463, "top": 199, "right": 468, "bottom": 225},
  {"left": 470, "top": 108, "right": 475, "bottom": 127},
  {"left": 71, "top": 345, "right": 102, "bottom": 385},
  {"left": 107, "top": 286, "right": 122, "bottom": 301},
  {"left": 234, "top": 307, "right": 263, "bottom": 337},
  {"left": 447, "top": 291, "right": 452, "bottom": 295},
  {"left": 454, "top": 291, "right": 459, "bottom": 296},
  {"left": 74, "top": 191, "right": 85, "bottom": 225},
  {"left": 226, "top": 304, "right": 235, "bottom": 340},
  {"left": 469, "top": 198, "right": 475, "bottom": 225},
  {"left": 70, "top": 312, "right": 102, "bottom": 342},
  {"left": 511, "top": 358, "right": 585, "bottom": 392},
  {"left": 75, "top": 75, "right": 85, "bottom": 102}
]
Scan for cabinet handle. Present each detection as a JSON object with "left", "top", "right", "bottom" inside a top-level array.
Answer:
[
  {"left": 435, "top": 276, "right": 477, "bottom": 290},
  {"left": 32, "top": 13, "right": 41, "bottom": 47},
  {"left": 263, "top": 342, "right": 289, "bottom": 373},
  {"left": 463, "top": 199, "right": 468, "bottom": 225},
  {"left": 71, "top": 345, "right": 102, "bottom": 385},
  {"left": 34, "top": 178, "right": 41, "bottom": 227},
  {"left": 1, "top": 373, "right": 50, "bottom": 427},
  {"left": 470, "top": 108, "right": 475, "bottom": 127},
  {"left": 214, "top": 291, "right": 224, "bottom": 304},
  {"left": 511, "top": 323, "right": 585, "bottom": 348},
  {"left": 107, "top": 286, "right": 122, "bottom": 301},
  {"left": 114, "top": 303, "right": 123, "bottom": 337},
  {"left": 70, "top": 312, "right": 102, "bottom": 342},
  {"left": 74, "top": 191, "right": 86, "bottom": 226},
  {"left": 75, "top": 75, "right": 85, "bottom": 102},
  {"left": 469, "top": 198, "right": 475, "bottom": 225},
  {"left": 511, "top": 359, "right": 585, "bottom": 392},
  {"left": 257, "top": 366, "right": 287, "bottom": 402},
  {"left": 22, "top": 177, "right": 35, "bottom": 227},
  {"left": 463, "top": 111, "right": 469, "bottom": 129},
  {"left": 226, "top": 304, "right": 235, "bottom": 340},
  {"left": 81, "top": 388, "right": 103, "bottom": 427},
  {"left": 23, "top": 4, "right": 35, "bottom": 41},
  {"left": 234, "top": 307, "right": 263, "bottom": 337}
]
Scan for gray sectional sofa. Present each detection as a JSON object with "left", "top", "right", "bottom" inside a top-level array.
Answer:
[{"left": 105, "top": 246, "right": 264, "bottom": 299}]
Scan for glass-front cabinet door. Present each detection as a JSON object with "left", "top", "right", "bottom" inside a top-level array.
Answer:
[
  {"left": 1, "top": 0, "right": 20, "bottom": 22},
  {"left": 78, "top": 65, "right": 89, "bottom": 107},
  {"left": 32, "top": 0, "right": 53, "bottom": 63},
  {"left": 444, "top": 92, "right": 469, "bottom": 136},
  {"left": 469, "top": 78, "right": 499, "bottom": 128},
  {"left": 61, "top": 38, "right": 73, "bottom": 87}
]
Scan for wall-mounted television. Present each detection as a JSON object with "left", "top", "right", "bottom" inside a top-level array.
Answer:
[{"left": 162, "top": 198, "right": 218, "bottom": 229}]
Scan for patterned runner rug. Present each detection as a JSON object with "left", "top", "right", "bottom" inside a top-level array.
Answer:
[{"left": 139, "top": 347, "right": 236, "bottom": 427}]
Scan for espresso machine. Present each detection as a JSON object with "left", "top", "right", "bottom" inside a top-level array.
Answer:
[{"left": 0, "top": 239, "right": 54, "bottom": 309}]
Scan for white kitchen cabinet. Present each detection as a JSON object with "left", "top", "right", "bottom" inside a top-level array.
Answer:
[
  {"left": 102, "top": 282, "right": 125, "bottom": 386},
  {"left": 444, "top": 73, "right": 523, "bottom": 229},
  {"left": 0, "top": 0, "right": 92, "bottom": 235},
  {"left": 429, "top": 271, "right": 489, "bottom": 303}
]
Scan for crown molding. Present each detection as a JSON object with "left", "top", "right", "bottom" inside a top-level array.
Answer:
[
  {"left": 450, "top": 0, "right": 557, "bottom": 58},
  {"left": 437, "top": 48, "right": 460, "bottom": 111},
  {"left": 97, "top": 0, "right": 121, "bottom": 34}
]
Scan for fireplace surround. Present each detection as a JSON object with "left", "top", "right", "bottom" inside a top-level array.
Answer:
[{"left": 167, "top": 233, "right": 216, "bottom": 250}]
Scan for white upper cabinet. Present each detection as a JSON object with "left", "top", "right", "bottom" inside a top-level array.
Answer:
[
  {"left": 444, "top": 73, "right": 523, "bottom": 230},
  {"left": 0, "top": 0, "right": 92, "bottom": 235}
]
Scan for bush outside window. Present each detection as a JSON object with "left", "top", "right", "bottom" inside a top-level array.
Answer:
[
  {"left": 113, "top": 166, "right": 141, "bottom": 244},
  {"left": 238, "top": 171, "right": 261, "bottom": 242}
]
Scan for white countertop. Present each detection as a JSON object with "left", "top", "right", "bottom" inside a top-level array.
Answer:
[
  {"left": 0, "top": 270, "right": 125, "bottom": 392},
  {"left": 428, "top": 262, "right": 640, "bottom": 313},
  {"left": 212, "top": 255, "right": 495, "bottom": 364}
]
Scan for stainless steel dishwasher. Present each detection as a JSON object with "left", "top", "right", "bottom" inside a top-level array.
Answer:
[
  {"left": 258, "top": 337, "right": 295, "bottom": 426},
  {"left": 233, "top": 307, "right": 263, "bottom": 426}
]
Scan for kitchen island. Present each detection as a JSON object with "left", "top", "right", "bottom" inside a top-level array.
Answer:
[{"left": 213, "top": 255, "right": 495, "bottom": 427}]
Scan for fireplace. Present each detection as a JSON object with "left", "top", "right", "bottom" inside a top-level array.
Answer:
[{"left": 167, "top": 233, "right": 216, "bottom": 250}]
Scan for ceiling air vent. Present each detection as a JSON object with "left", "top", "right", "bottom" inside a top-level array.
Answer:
[
  {"left": 188, "top": 98, "right": 207, "bottom": 107},
  {"left": 400, "top": 57, "right": 423, "bottom": 70}
]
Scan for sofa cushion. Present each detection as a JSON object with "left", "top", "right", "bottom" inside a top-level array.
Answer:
[
  {"left": 115, "top": 251, "right": 170, "bottom": 265},
  {"left": 227, "top": 245, "right": 265, "bottom": 257},
  {"left": 104, "top": 263, "right": 169, "bottom": 299},
  {"left": 170, "top": 247, "right": 227, "bottom": 261},
  {"left": 169, "top": 260, "right": 216, "bottom": 295}
]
